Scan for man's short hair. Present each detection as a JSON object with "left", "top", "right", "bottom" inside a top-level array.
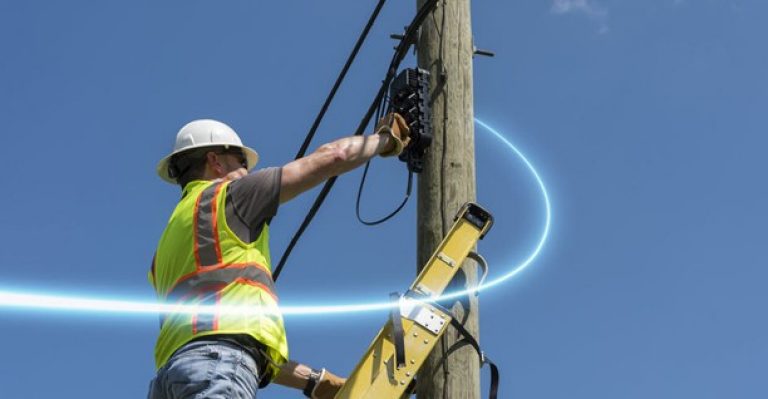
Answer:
[
  {"left": 170, "top": 147, "right": 219, "bottom": 188},
  {"left": 170, "top": 146, "right": 246, "bottom": 188}
]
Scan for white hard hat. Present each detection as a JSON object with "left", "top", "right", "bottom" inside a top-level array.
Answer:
[{"left": 156, "top": 119, "right": 260, "bottom": 184}]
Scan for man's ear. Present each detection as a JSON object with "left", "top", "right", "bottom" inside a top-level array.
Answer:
[{"left": 206, "top": 151, "right": 224, "bottom": 175}]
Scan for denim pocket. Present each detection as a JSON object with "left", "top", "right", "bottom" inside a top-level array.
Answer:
[
  {"left": 170, "top": 380, "right": 211, "bottom": 399},
  {"left": 165, "top": 346, "right": 220, "bottom": 398}
]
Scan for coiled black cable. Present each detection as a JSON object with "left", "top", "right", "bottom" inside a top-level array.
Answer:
[{"left": 355, "top": 90, "right": 414, "bottom": 226}]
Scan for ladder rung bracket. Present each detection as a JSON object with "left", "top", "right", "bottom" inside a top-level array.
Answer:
[{"left": 335, "top": 306, "right": 453, "bottom": 398}]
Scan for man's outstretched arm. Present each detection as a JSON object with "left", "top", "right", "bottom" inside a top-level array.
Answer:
[{"left": 279, "top": 114, "right": 410, "bottom": 203}]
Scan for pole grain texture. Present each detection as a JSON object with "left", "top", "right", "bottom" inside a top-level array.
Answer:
[{"left": 416, "top": 0, "right": 480, "bottom": 398}]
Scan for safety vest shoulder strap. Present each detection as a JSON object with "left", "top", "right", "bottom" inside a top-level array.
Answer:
[{"left": 194, "top": 182, "right": 226, "bottom": 268}]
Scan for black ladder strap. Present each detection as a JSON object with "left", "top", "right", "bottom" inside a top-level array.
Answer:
[
  {"left": 390, "top": 292, "right": 407, "bottom": 369},
  {"left": 448, "top": 318, "right": 500, "bottom": 399}
]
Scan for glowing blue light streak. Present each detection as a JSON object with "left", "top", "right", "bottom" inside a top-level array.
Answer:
[
  {"left": 469, "top": 118, "right": 552, "bottom": 291},
  {"left": 0, "top": 118, "right": 551, "bottom": 317}
]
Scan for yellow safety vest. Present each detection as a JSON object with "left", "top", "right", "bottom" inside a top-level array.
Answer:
[{"left": 149, "top": 180, "right": 288, "bottom": 381}]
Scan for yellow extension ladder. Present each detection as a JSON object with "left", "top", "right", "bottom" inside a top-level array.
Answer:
[{"left": 335, "top": 202, "right": 496, "bottom": 399}]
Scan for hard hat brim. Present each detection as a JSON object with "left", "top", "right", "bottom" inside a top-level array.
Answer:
[{"left": 156, "top": 144, "right": 260, "bottom": 184}]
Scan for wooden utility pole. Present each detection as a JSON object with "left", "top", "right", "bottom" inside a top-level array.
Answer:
[{"left": 416, "top": 0, "right": 479, "bottom": 398}]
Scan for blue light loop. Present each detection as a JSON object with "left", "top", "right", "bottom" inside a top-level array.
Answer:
[{"left": 0, "top": 118, "right": 551, "bottom": 317}]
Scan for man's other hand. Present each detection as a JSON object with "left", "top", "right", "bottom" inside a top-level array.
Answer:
[{"left": 312, "top": 369, "right": 346, "bottom": 399}]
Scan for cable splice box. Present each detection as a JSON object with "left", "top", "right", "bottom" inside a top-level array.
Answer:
[{"left": 389, "top": 68, "right": 432, "bottom": 173}]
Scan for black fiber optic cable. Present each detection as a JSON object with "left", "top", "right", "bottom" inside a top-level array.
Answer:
[
  {"left": 294, "top": 0, "right": 388, "bottom": 160},
  {"left": 273, "top": 0, "right": 439, "bottom": 281}
]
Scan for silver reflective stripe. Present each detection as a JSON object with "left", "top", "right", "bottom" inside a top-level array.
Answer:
[
  {"left": 194, "top": 292, "right": 219, "bottom": 333},
  {"left": 165, "top": 265, "right": 277, "bottom": 303},
  {"left": 196, "top": 183, "right": 221, "bottom": 267}
]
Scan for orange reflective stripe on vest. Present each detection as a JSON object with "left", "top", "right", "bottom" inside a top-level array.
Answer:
[
  {"left": 165, "top": 263, "right": 277, "bottom": 303},
  {"left": 160, "top": 263, "right": 278, "bottom": 330}
]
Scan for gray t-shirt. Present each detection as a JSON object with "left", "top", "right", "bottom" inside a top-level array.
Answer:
[{"left": 224, "top": 167, "right": 282, "bottom": 243}]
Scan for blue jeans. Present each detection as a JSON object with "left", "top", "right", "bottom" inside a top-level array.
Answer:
[{"left": 147, "top": 340, "right": 261, "bottom": 399}]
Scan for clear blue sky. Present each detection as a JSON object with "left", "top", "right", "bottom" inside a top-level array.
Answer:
[{"left": 1, "top": 1, "right": 766, "bottom": 398}]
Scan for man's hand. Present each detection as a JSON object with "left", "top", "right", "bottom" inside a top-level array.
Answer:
[
  {"left": 312, "top": 369, "right": 346, "bottom": 399},
  {"left": 376, "top": 113, "right": 411, "bottom": 157}
]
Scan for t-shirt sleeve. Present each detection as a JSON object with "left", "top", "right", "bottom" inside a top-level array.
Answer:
[{"left": 227, "top": 167, "right": 282, "bottom": 228}]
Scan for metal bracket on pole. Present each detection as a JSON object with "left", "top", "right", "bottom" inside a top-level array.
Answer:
[
  {"left": 473, "top": 47, "right": 496, "bottom": 58},
  {"left": 390, "top": 26, "right": 419, "bottom": 54}
]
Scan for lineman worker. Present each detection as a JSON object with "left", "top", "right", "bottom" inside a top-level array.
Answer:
[{"left": 147, "top": 115, "right": 411, "bottom": 399}]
